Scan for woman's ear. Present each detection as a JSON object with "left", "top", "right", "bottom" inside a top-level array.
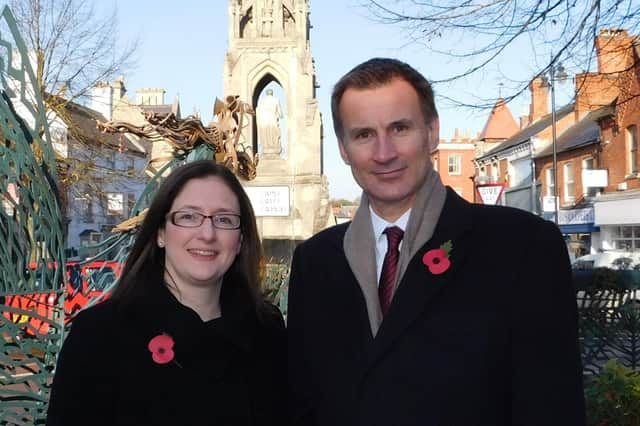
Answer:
[
  {"left": 157, "top": 229, "right": 165, "bottom": 248},
  {"left": 236, "top": 233, "right": 243, "bottom": 255}
]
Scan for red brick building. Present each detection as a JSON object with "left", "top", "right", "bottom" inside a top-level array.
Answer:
[
  {"left": 533, "top": 29, "right": 640, "bottom": 255},
  {"left": 432, "top": 129, "right": 476, "bottom": 202}
]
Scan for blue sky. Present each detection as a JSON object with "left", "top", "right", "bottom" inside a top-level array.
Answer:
[{"left": 112, "top": 0, "right": 574, "bottom": 200}]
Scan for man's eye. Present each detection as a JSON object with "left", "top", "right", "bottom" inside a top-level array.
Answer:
[
  {"left": 393, "top": 124, "right": 409, "bottom": 133},
  {"left": 354, "top": 130, "right": 372, "bottom": 140}
]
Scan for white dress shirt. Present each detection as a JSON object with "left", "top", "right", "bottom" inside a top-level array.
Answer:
[{"left": 370, "top": 206, "right": 411, "bottom": 284}]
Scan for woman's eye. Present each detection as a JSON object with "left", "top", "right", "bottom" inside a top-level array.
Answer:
[{"left": 218, "top": 216, "right": 232, "bottom": 224}]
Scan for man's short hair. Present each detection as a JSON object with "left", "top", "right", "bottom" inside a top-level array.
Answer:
[{"left": 331, "top": 57, "right": 438, "bottom": 139}]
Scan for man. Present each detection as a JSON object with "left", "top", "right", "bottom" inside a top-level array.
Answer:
[{"left": 287, "top": 58, "right": 585, "bottom": 425}]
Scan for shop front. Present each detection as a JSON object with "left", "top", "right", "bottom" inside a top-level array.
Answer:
[{"left": 543, "top": 206, "right": 599, "bottom": 259}]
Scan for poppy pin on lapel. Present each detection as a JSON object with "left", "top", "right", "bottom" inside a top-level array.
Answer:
[{"left": 422, "top": 240, "right": 453, "bottom": 275}]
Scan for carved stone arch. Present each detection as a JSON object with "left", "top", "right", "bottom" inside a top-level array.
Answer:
[
  {"left": 282, "top": 0, "right": 293, "bottom": 10},
  {"left": 239, "top": 6, "right": 253, "bottom": 38},
  {"left": 248, "top": 61, "right": 288, "bottom": 154},
  {"left": 241, "top": 0, "right": 255, "bottom": 15}
]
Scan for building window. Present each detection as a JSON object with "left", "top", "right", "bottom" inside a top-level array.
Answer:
[
  {"left": 613, "top": 225, "right": 640, "bottom": 250},
  {"left": 626, "top": 125, "right": 638, "bottom": 175},
  {"left": 491, "top": 162, "right": 500, "bottom": 182},
  {"left": 582, "top": 157, "right": 597, "bottom": 197},
  {"left": 545, "top": 167, "right": 555, "bottom": 197},
  {"left": 106, "top": 193, "right": 124, "bottom": 216},
  {"left": 564, "top": 162, "right": 575, "bottom": 202},
  {"left": 75, "top": 195, "right": 93, "bottom": 223},
  {"left": 448, "top": 155, "right": 462, "bottom": 175},
  {"left": 433, "top": 156, "right": 438, "bottom": 172}
]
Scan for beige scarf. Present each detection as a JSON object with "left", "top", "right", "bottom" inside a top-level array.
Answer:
[{"left": 343, "top": 169, "right": 447, "bottom": 337}]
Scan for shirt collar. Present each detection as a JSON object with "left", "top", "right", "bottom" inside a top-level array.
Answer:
[{"left": 370, "top": 206, "right": 411, "bottom": 242}]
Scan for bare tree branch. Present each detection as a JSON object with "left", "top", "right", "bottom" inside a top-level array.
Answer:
[{"left": 361, "top": 0, "right": 640, "bottom": 108}]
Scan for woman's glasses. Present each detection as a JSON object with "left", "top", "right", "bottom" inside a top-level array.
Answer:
[{"left": 168, "top": 211, "right": 241, "bottom": 230}]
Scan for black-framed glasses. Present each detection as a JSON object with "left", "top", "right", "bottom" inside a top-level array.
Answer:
[{"left": 169, "top": 211, "right": 241, "bottom": 230}]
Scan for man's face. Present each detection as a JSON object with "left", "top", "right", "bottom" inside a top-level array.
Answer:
[{"left": 338, "top": 77, "right": 438, "bottom": 221}]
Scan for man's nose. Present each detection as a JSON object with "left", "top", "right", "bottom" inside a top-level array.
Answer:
[{"left": 373, "top": 134, "right": 397, "bottom": 163}]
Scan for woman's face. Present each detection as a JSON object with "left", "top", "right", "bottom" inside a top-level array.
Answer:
[{"left": 157, "top": 176, "right": 242, "bottom": 291}]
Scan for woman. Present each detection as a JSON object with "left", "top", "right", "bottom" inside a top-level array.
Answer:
[{"left": 46, "top": 160, "right": 286, "bottom": 426}]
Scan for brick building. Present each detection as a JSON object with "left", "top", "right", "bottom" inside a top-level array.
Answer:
[
  {"left": 432, "top": 129, "right": 476, "bottom": 202},
  {"left": 532, "top": 29, "right": 640, "bottom": 256}
]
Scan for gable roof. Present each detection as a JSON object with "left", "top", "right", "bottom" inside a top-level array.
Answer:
[
  {"left": 535, "top": 103, "right": 614, "bottom": 158},
  {"left": 478, "top": 99, "right": 519, "bottom": 141},
  {"left": 48, "top": 95, "right": 146, "bottom": 155},
  {"left": 477, "top": 103, "right": 575, "bottom": 160}
]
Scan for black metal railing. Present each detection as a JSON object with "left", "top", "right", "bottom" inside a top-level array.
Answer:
[{"left": 574, "top": 268, "right": 640, "bottom": 375}]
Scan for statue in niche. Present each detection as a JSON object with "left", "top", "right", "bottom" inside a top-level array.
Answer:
[{"left": 256, "top": 89, "right": 283, "bottom": 157}]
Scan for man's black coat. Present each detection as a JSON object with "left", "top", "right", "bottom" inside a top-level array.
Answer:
[{"left": 288, "top": 189, "right": 585, "bottom": 425}]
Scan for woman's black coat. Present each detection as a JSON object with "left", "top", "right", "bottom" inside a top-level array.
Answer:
[{"left": 46, "top": 281, "right": 286, "bottom": 426}]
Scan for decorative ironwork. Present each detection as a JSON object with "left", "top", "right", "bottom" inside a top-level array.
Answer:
[
  {"left": 0, "top": 6, "right": 66, "bottom": 424},
  {"left": 575, "top": 269, "right": 640, "bottom": 375}
]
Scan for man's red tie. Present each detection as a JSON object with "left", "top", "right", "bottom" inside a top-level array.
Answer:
[{"left": 379, "top": 226, "right": 404, "bottom": 316}]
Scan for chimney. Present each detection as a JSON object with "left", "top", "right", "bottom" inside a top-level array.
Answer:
[
  {"left": 91, "top": 81, "right": 113, "bottom": 120},
  {"left": 596, "top": 29, "right": 633, "bottom": 75},
  {"left": 112, "top": 75, "right": 126, "bottom": 102},
  {"left": 529, "top": 76, "right": 549, "bottom": 124}
]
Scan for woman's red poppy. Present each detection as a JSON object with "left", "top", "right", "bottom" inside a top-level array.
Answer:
[
  {"left": 148, "top": 334, "right": 175, "bottom": 364},
  {"left": 422, "top": 248, "right": 451, "bottom": 275}
]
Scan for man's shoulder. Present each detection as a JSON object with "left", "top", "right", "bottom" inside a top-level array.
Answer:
[
  {"left": 468, "top": 202, "right": 551, "bottom": 231},
  {"left": 452, "top": 200, "right": 561, "bottom": 248},
  {"left": 299, "top": 222, "right": 350, "bottom": 250}
]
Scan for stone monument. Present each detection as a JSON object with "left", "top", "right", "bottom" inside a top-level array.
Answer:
[{"left": 224, "top": 0, "right": 332, "bottom": 260}]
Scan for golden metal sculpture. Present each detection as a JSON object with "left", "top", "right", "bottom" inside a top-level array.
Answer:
[{"left": 97, "top": 95, "right": 258, "bottom": 180}]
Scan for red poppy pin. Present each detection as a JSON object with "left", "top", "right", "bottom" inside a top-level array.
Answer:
[
  {"left": 148, "top": 333, "right": 181, "bottom": 367},
  {"left": 422, "top": 240, "right": 453, "bottom": 275}
]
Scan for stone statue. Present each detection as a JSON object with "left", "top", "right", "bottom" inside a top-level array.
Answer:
[{"left": 256, "top": 89, "right": 283, "bottom": 157}]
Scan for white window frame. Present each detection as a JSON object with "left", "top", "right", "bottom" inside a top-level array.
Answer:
[
  {"left": 613, "top": 225, "right": 640, "bottom": 251},
  {"left": 582, "top": 157, "right": 595, "bottom": 196},
  {"left": 564, "top": 162, "right": 575, "bottom": 203},
  {"left": 106, "top": 192, "right": 124, "bottom": 216},
  {"left": 545, "top": 167, "right": 555, "bottom": 197},
  {"left": 626, "top": 125, "right": 638, "bottom": 175},
  {"left": 447, "top": 155, "right": 462, "bottom": 175}
]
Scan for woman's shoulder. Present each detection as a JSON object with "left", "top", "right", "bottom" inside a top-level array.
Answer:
[{"left": 68, "top": 299, "right": 120, "bottom": 336}]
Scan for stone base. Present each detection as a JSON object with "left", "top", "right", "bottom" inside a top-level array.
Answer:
[{"left": 262, "top": 238, "right": 303, "bottom": 263}]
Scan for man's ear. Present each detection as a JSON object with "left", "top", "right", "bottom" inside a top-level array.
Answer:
[
  {"left": 428, "top": 117, "right": 440, "bottom": 152},
  {"left": 338, "top": 139, "right": 350, "bottom": 165}
]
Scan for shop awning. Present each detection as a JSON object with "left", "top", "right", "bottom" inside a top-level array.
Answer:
[{"left": 559, "top": 223, "right": 600, "bottom": 234}]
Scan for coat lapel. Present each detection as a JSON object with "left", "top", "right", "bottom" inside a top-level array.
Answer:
[
  {"left": 365, "top": 189, "right": 474, "bottom": 373},
  {"left": 344, "top": 196, "right": 381, "bottom": 337},
  {"left": 344, "top": 169, "right": 448, "bottom": 337}
]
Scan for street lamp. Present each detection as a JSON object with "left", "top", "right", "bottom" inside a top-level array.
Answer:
[{"left": 548, "top": 57, "right": 568, "bottom": 225}]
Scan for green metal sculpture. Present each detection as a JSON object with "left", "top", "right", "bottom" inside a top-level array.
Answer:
[{"left": 0, "top": 6, "right": 66, "bottom": 424}]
